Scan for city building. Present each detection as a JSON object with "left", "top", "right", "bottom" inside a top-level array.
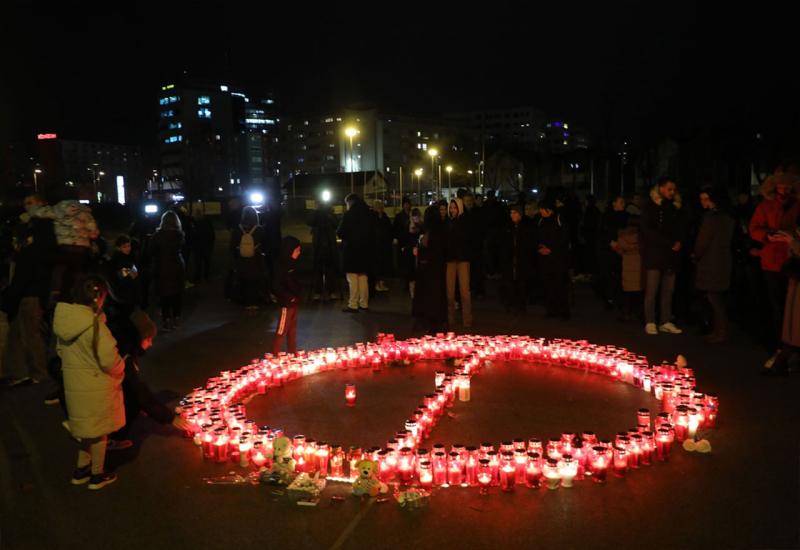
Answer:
[
  {"left": 34, "top": 133, "right": 144, "bottom": 202},
  {"left": 157, "top": 80, "right": 279, "bottom": 199},
  {"left": 446, "top": 107, "right": 548, "bottom": 150}
]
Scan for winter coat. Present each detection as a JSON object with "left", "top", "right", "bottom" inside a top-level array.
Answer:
[
  {"left": 54, "top": 303, "right": 125, "bottom": 439},
  {"left": 782, "top": 239, "right": 800, "bottom": 347},
  {"left": 337, "top": 200, "right": 375, "bottom": 274},
  {"left": 502, "top": 218, "right": 535, "bottom": 282},
  {"left": 29, "top": 200, "right": 99, "bottom": 248},
  {"left": 535, "top": 214, "right": 570, "bottom": 274},
  {"left": 150, "top": 228, "right": 185, "bottom": 297},
  {"left": 193, "top": 218, "right": 216, "bottom": 255},
  {"left": 748, "top": 175, "right": 800, "bottom": 273},
  {"left": 393, "top": 210, "right": 412, "bottom": 247},
  {"left": 641, "top": 187, "right": 685, "bottom": 271},
  {"left": 693, "top": 209, "right": 735, "bottom": 292},
  {"left": 445, "top": 199, "right": 471, "bottom": 262},
  {"left": 230, "top": 224, "right": 266, "bottom": 281},
  {"left": 374, "top": 211, "right": 394, "bottom": 274},
  {"left": 308, "top": 208, "right": 339, "bottom": 262},
  {"left": 273, "top": 236, "right": 302, "bottom": 307},
  {"left": 617, "top": 227, "right": 643, "bottom": 292},
  {"left": 105, "top": 251, "right": 142, "bottom": 307},
  {"left": 412, "top": 219, "right": 448, "bottom": 326}
]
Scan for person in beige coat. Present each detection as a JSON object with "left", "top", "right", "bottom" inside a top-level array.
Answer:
[
  {"left": 614, "top": 216, "right": 643, "bottom": 321},
  {"left": 54, "top": 275, "right": 125, "bottom": 490}
]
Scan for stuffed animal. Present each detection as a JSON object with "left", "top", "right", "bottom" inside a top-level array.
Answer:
[
  {"left": 269, "top": 436, "right": 296, "bottom": 482},
  {"left": 351, "top": 459, "right": 388, "bottom": 497}
]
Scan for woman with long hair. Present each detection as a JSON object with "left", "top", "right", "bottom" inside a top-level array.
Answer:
[
  {"left": 54, "top": 275, "right": 125, "bottom": 490},
  {"left": 230, "top": 206, "right": 266, "bottom": 311},
  {"left": 150, "top": 210, "right": 185, "bottom": 331}
]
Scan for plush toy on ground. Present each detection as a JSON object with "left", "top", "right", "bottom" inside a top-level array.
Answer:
[
  {"left": 269, "top": 436, "right": 296, "bottom": 483},
  {"left": 351, "top": 459, "right": 388, "bottom": 497}
]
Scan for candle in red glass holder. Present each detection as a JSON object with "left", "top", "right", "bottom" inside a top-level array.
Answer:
[
  {"left": 581, "top": 432, "right": 597, "bottom": 447},
  {"left": 478, "top": 459, "right": 492, "bottom": 495},
  {"left": 528, "top": 438, "right": 544, "bottom": 455},
  {"left": 514, "top": 449, "right": 528, "bottom": 485},
  {"left": 572, "top": 442, "right": 587, "bottom": 480},
  {"left": 316, "top": 444, "right": 330, "bottom": 477},
  {"left": 487, "top": 451, "right": 500, "bottom": 486},
  {"left": 238, "top": 436, "right": 252, "bottom": 468},
  {"left": 448, "top": 452, "right": 464, "bottom": 486},
  {"left": 418, "top": 460, "right": 433, "bottom": 489},
  {"left": 432, "top": 452, "right": 448, "bottom": 486},
  {"left": 251, "top": 442, "right": 268, "bottom": 469},
  {"left": 612, "top": 446, "right": 627, "bottom": 477},
  {"left": 201, "top": 425, "right": 215, "bottom": 460},
  {"left": 348, "top": 447, "right": 363, "bottom": 480},
  {"left": 687, "top": 407, "right": 700, "bottom": 440},
  {"left": 558, "top": 454, "right": 578, "bottom": 488},
  {"left": 330, "top": 446, "right": 344, "bottom": 478},
  {"left": 292, "top": 435, "right": 306, "bottom": 461},
  {"left": 304, "top": 440, "right": 318, "bottom": 472},
  {"left": 499, "top": 452, "right": 516, "bottom": 492},
  {"left": 655, "top": 428, "right": 673, "bottom": 461},
  {"left": 465, "top": 448, "right": 479, "bottom": 486},
  {"left": 398, "top": 447, "right": 414, "bottom": 484},
  {"left": 543, "top": 459, "right": 561, "bottom": 490},
  {"left": 416, "top": 449, "right": 430, "bottom": 477},
  {"left": 637, "top": 408, "right": 650, "bottom": 431},
  {"left": 214, "top": 429, "right": 229, "bottom": 463},
  {"left": 480, "top": 442, "right": 494, "bottom": 459},
  {"left": 590, "top": 446, "right": 610, "bottom": 483},
  {"left": 525, "top": 452, "right": 542, "bottom": 488},
  {"left": 435, "top": 371, "right": 446, "bottom": 387},
  {"left": 673, "top": 406, "right": 689, "bottom": 442},
  {"left": 377, "top": 450, "right": 393, "bottom": 483},
  {"left": 628, "top": 434, "right": 643, "bottom": 469},
  {"left": 546, "top": 439, "right": 562, "bottom": 460},
  {"left": 345, "top": 383, "right": 356, "bottom": 406},
  {"left": 458, "top": 374, "right": 471, "bottom": 402}
]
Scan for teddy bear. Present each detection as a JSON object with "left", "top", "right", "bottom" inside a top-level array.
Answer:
[
  {"left": 351, "top": 459, "right": 388, "bottom": 497},
  {"left": 269, "top": 436, "right": 296, "bottom": 483}
]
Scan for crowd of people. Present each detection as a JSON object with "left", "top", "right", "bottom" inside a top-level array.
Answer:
[{"left": 2, "top": 166, "right": 799, "bottom": 489}]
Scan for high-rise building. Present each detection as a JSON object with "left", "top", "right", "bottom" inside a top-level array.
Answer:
[
  {"left": 157, "top": 81, "right": 278, "bottom": 198},
  {"left": 446, "top": 107, "right": 548, "bottom": 150}
]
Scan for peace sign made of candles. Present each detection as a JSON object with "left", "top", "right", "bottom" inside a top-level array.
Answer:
[{"left": 179, "top": 333, "right": 718, "bottom": 493}]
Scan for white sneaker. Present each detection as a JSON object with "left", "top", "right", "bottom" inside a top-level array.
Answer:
[
  {"left": 645, "top": 323, "right": 658, "bottom": 335},
  {"left": 659, "top": 322, "right": 683, "bottom": 334}
]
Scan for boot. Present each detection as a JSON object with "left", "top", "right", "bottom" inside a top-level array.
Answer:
[{"left": 409, "top": 281, "right": 416, "bottom": 300}]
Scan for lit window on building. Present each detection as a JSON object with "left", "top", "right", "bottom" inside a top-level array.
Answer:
[
  {"left": 324, "top": 117, "right": 334, "bottom": 123},
  {"left": 417, "top": 131, "right": 421, "bottom": 137},
  {"left": 220, "top": 85, "right": 229, "bottom": 92},
  {"left": 304, "top": 121, "right": 309, "bottom": 126},
  {"left": 422, "top": 144, "right": 428, "bottom": 151},
  {"left": 197, "top": 108, "right": 212, "bottom": 119},
  {"left": 417, "top": 143, "right": 422, "bottom": 149},
  {"left": 160, "top": 110, "right": 174, "bottom": 118},
  {"left": 198, "top": 96, "right": 211, "bottom": 105},
  {"left": 163, "top": 135, "right": 183, "bottom": 144},
  {"left": 168, "top": 122, "right": 182, "bottom": 130}
]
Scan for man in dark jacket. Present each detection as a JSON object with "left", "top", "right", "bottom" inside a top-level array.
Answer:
[
  {"left": 307, "top": 205, "right": 339, "bottom": 301},
  {"left": 272, "top": 236, "right": 302, "bottom": 354},
  {"left": 536, "top": 198, "right": 571, "bottom": 319},
  {"left": 372, "top": 200, "right": 393, "bottom": 293},
  {"left": 192, "top": 211, "right": 215, "bottom": 283},
  {"left": 462, "top": 192, "right": 486, "bottom": 298},
  {"left": 337, "top": 194, "right": 374, "bottom": 312},
  {"left": 445, "top": 198, "right": 472, "bottom": 328},
  {"left": 502, "top": 204, "right": 534, "bottom": 313},
  {"left": 641, "top": 177, "right": 685, "bottom": 335}
]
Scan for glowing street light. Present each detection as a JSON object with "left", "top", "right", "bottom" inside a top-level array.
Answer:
[
  {"left": 446, "top": 165, "right": 453, "bottom": 191},
  {"left": 414, "top": 168, "right": 423, "bottom": 204},
  {"left": 321, "top": 189, "right": 332, "bottom": 203},
  {"left": 33, "top": 168, "right": 42, "bottom": 192},
  {"left": 344, "top": 126, "right": 359, "bottom": 193},
  {"left": 427, "top": 148, "right": 438, "bottom": 197}
]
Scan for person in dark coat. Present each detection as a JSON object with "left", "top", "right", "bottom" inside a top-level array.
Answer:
[
  {"left": 307, "top": 205, "right": 339, "bottom": 301},
  {"left": 261, "top": 200, "right": 283, "bottom": 291},
  {"left": 230, "top": 206, "right": 266, "bottom": 310},
  {"left": 394, "top": 198, "right": 420, "bottom": 297},
  {"left": 535, "top": 198, "right": 571, "bottom": 319},
  {"left": 150, "top": 210, "right": 185, "bottom": 331},
  {"left": 104, "top": 235, "right": 142, "bottom": 309},
  {"left": 581, "top": 195, "right": 601, "bottom": 276},
  {"left": 192, "top": 211, "right": 215, "bottom": 283},
  {"left": 502, "top": 204, "right": 534, "bottom": 313},
  {"left": 337, "top": 194, "right": 375, "bottom": 312},
  {"left": 693, "top": 187, "right": 735, "bottom": 343},
  {"left": 482, "top": 191, "right": 506, "bottom": 278},
  {"left": 641, "top": 177, "right": 685, "bottom": 335},
  {"left": 272, "top": 236, "right": 302, "bottom": 355},
  {"left": 412, "top": 205, "right": 448, "bottom": 333},
  {"left": 598, "top": 196, "right": 629, "bottom": 309},
  {"left": 462, "top": 192, "right": 486, "bottom": 298},
  {"left": 372, "top": 200, "right": 393, "bottom": 293}
]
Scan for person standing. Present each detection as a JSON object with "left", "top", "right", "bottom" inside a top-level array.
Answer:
[
  {"left": 749, "top": 172, "right": 800, "bottom": 368},
  {"left": 693, "top": 187, "right": 735, "bottom": 343},
  {"left": 616, "top": 216, "right": 643, "bottom": 321},
  {"left": 598, "top": 196, "right": 629, "bottom": 309},
  {"left": 535, "top": 198, "right": 571, "bottom": 319},
  {"left": 192, "top": 211, "right": 215, "bottom": 283},
  {"left": 445, "top": 198, "right": 472, "bottom": 328},
  {"left": 373, "top": 200, "right": 393, "bottom": 293},
  {"left": 502, "top": 204, "right": 534, "bottom": 313},
  {"left": 272, "top": 236, "right": 302, "bottom": 355},
  {"left": 462, "top": 192, "right": 486, "bottom": 299},
  {"left": 307, "top": 204, "right": 339, "bottom": 301},
  {"left": 54, "top": 275, "right": 124, "bottom": 490},
  {"left": 337, "top": 194, "right": 374, "bottom": 313},
  {"left": 412, "top": 205, "right": 448, "bottom": 334},
  {"left": 393, "top": 198, "right": 419, "bottom": 297},
  {"left": 230, "top": 206, "right": 266, "bottom": 311},
  {"left": 641, "top": 177, "right": 685, "bottom": 335},
  {"left": 150, "top": 211, "right": 185, "bottom": 331}
]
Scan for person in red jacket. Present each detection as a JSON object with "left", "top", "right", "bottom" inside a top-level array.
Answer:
[{"left": 749, "top": 172, "right": 800, "bottom": 368}]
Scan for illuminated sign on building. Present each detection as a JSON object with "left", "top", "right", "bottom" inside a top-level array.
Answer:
[{"left": 37, "top": 133, "right": 57, "bottom": 140}]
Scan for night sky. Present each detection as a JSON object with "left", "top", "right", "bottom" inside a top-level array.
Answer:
[{"left": 2, "top": 2, "right": 796, "bottom": 149}]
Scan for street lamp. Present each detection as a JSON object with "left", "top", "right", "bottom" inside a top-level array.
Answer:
[
  {"left": 427, "top": 148, "right": 438, "bottom": 198},
  {"left": 414, "top": 168, "right": 423, "bottom": 205},
  {"left": 33, "top": 168, "right": 42, "bottom": 192},
  {"left": 445, "top": 165, "right": 453, "bottom": 196},
  {"left": 345, "top": 126, "right": 359, "bottom": 193}
]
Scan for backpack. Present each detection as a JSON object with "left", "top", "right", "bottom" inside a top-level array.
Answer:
[{"left": 239, "top": 225, "right": 256, "bottom": 258}]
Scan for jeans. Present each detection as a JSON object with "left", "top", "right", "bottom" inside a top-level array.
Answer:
[
  {"left": 346, "top": 273, "right": 369, "bottom": 309},
  {"left": 644, "top": 269, "right": 676, "bottom": 325},
  {"left": 446, "top": 261, "right": 472, "bottom": 327}
]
